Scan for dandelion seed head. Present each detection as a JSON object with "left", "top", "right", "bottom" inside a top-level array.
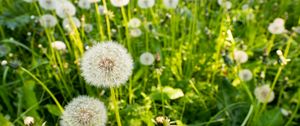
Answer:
[
  {"left": 138, "top": 0, "right": 155, "bottom": 9},
  {"left": 140, "top": 52, "right": 154, "bottom": 66},
  {"left": 78, "top": 0, "right": 91, "bottom": 9},
  {"left": 98, "top": 5, "right": 107, "bottom": 15},
  {"left": 110, "top": 0, "right": 130, "bottom": 7},
  {"left": 224, "top": 1, "right": 232, "bottom": 9},
  {"left": 128, "top": 18, "right": 141, "bottom": 28},
  {"left": 63, "top": 17, "right": 81, "bottom": 33},
  {"left": 217, "top": 0, "right": 231, "bottom": 10},
  {"left": 238, "top": 69, "right": 252, "bottom": 81},
  {"left": 234, "top": 50, "right": 248, "bottom": 64},
  {"left": 81, "top": 41, "right": 133, "bottom": 87},
  {"left": 1, "top": 60, "right": 8, "bottom": 66},
  {"left": 217, "top": 0, "right": 225, "bottom": 5},
  {"left": 84, "top": 23, "right": 93, "bottom": 33},
  {"left": 56, "top": 1, "right": 76, "bottom": 18},
  {"left": 254, "top": 85, "right": 275, "bottom": 103},
  {"left": 51, "top": 41, "right": 66, "bottom": 51},
  {"left": 39, "top": 0, "right": 57, "bottom": 10},
  {"left": 130, "top": 28, "right": 142, "bottom": 37},
  {"left": 39, "top": 14, "right": 57, "bottom": 28},
  {"left": 280, "top": 108, "right": 290, "bottom": 116},
  {"left": 24, "top": 116, "right": 34, "bottom": 126},
  {"left": 242, "top": 4, "right": 249, "bottom": 10},
  {"left": 163, "top": 0, "right": 179, "bottom": 9},
  {"left": 268, "top": 18, "right": 285, "bottom": 34},
  {"left": 61, "top": 96, "right": 107, "bottom": 126}
]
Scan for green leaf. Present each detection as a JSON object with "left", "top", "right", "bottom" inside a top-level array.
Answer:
[
  {"left": 133, "top": 68, "right": 144, "bottom": 82},
  {"left": 150, "top": 90, "right": 168, "bottom": 101},
  {"left": 0, "top": 114, "right": 13, "bottom": 126},
  {"left": 162, "top": 86, "right": 184, "bottom": 100},
  {"left": 22, "top": 80, "right": 40, "bottom": 119},
  {"left": 257, "top": 108, "right": 283, "bottom": 126},
  {"left": 46, "top": 104, "right": 62, "bottom": 116}
]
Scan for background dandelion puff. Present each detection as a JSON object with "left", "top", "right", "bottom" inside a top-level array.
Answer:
[
  {"left": 61, "top": 96, "right": 107, "bottom": 126},
  {"left": 81, "top": 41, "right": 133, "bottom": 87}
]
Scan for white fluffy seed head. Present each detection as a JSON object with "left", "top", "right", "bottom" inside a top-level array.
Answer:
[
  {"left": 110, "top": 0, "right": 130, "bottom": 7},
  {"left": 81, "top": 41, "right": 133, "bottom": 87},
  {"left": 24, "top": 116, "right": 34, "bottom": 126},
  {"left": 38, "top": 0, "right": 57, "bottom": 10},
  {"left": 61, "top": 96, "right": 107, "bottom": 126},
  {"left": 140, "top": 52, "right": 154, "bottom": 66},
  {"left": 217, "top": 0, "right": 224, "bottom": 5},
  {"left": 128, "top": 18, "right": 141, "bottom": 28},
  {"left": 254, "top": 85, "right": 275, "bottom": 103},
  {"left": 63, "top": 17, "right": 81, "bottom": 33},
  {"left": 78, "top": 0, "right": 91, "bottom": 9},
  {"left": 130, "top": 28, "right": 142, "bottom": 37},
  {"left": 217, "top": 0, "right": 231, "bottom": 10},
  {"left": 84, "top": 23, "right": 93, "bottom": 33},
  {"left": 242, "top": 4, "right": 249, "bottom": 10},
  {"left": 163, "top": 0, "right": 179, "bottom": 9},
  {"left": 138, "top": 0, "right": 155, "bottom": 9},
  {"left": 51, "top": 41, "right": 66, "bottom": 51},
  {"left": 223, "top": 1, "right": 232, "bottom": 10},
  {"left": 56, "top": 1, "right": 76, "bottom": 18},
  {"left": 238, "top": 69, "right": 252, "bottom": 81},
  {"left": 268, "top": 18, "right": 285, "bottom": 34},
  {"left": 1, "top": 60, "right": 8, "bottom": 66},
  {"left": 280, "top": 108, "right": 290, "bottom": 116},
  {"left": 39, "top": 14, "right": 57, "bottom": 28},
  {"left": 98, "top": 5, "right": 107, "bottom": 15},
  {"left": 234, "top": 50, "right": 248, "bottom": 64}
]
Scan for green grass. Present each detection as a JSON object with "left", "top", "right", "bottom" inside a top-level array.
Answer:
[{"left": 0, "top": 0, "right": 300, "bottom": 125}]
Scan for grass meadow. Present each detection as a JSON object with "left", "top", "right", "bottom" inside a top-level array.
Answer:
[{"left": 0, "top": 0, "right": 300, "bottom": 125}]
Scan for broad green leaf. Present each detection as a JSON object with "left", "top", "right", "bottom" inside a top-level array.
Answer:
[
  {"left": 0, "top": 114, "right": 13, "bottom": 126},
  {"left": 22, "top": 80, "right": 40, "bottom": 119},
  {"left": 257, "top": 108, "right": 283, "bottom": 126},
  {"left": 163, "top": 86, "right": 184, "bottom": 100}
]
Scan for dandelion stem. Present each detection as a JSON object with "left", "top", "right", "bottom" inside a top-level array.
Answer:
[
  {"left": 20, "top": 67, "right": 64, "bottom": 113},
  {"left": 128, "top": 77, "right": 133, "bottom": 104},
  {"left": 94, "top": 3, "right": 105, "bottom": 40},
  {"left": 121, "top": 6, "right": 132, "bottom": 52},
  {"left": 102, "top": 0, "right": 112, "bottom": 40},
  {"left": 110, "top": 88, "right": 122, "bottom": 126},
  {"left": 257, "top": 33, "right": 294, "bottom": 119},
  {"left": 157, "top": 74, "right": 165, "bottom": 115}
]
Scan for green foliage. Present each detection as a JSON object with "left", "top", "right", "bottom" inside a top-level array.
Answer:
[{"left": 0, "top": 0, "right": 300, "bottom": 125}]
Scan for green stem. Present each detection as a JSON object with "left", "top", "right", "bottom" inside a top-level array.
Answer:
[
  {"left": 20, "top": 67, "right": 64, "bottom": 113},
  {"left": 257, "top": 34, "right": 293, "bottom": 119},
  {"left": 157, "top": 74, "right": 165, "bottom": 115},
  {"left": 241, "top": 105, "right": 253, "bottom": 126},
  {"left": 94, "top": 3, "right": 105, "bottom": 40},
  {"left": 110, "top": 88, "right": 122, "bottom": 126},
  {"left": 102, "top": 0, "right": 111, "bottom": 40},
  {"left": 121, "top": 6, "right": 132, "bottom": 52}
]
